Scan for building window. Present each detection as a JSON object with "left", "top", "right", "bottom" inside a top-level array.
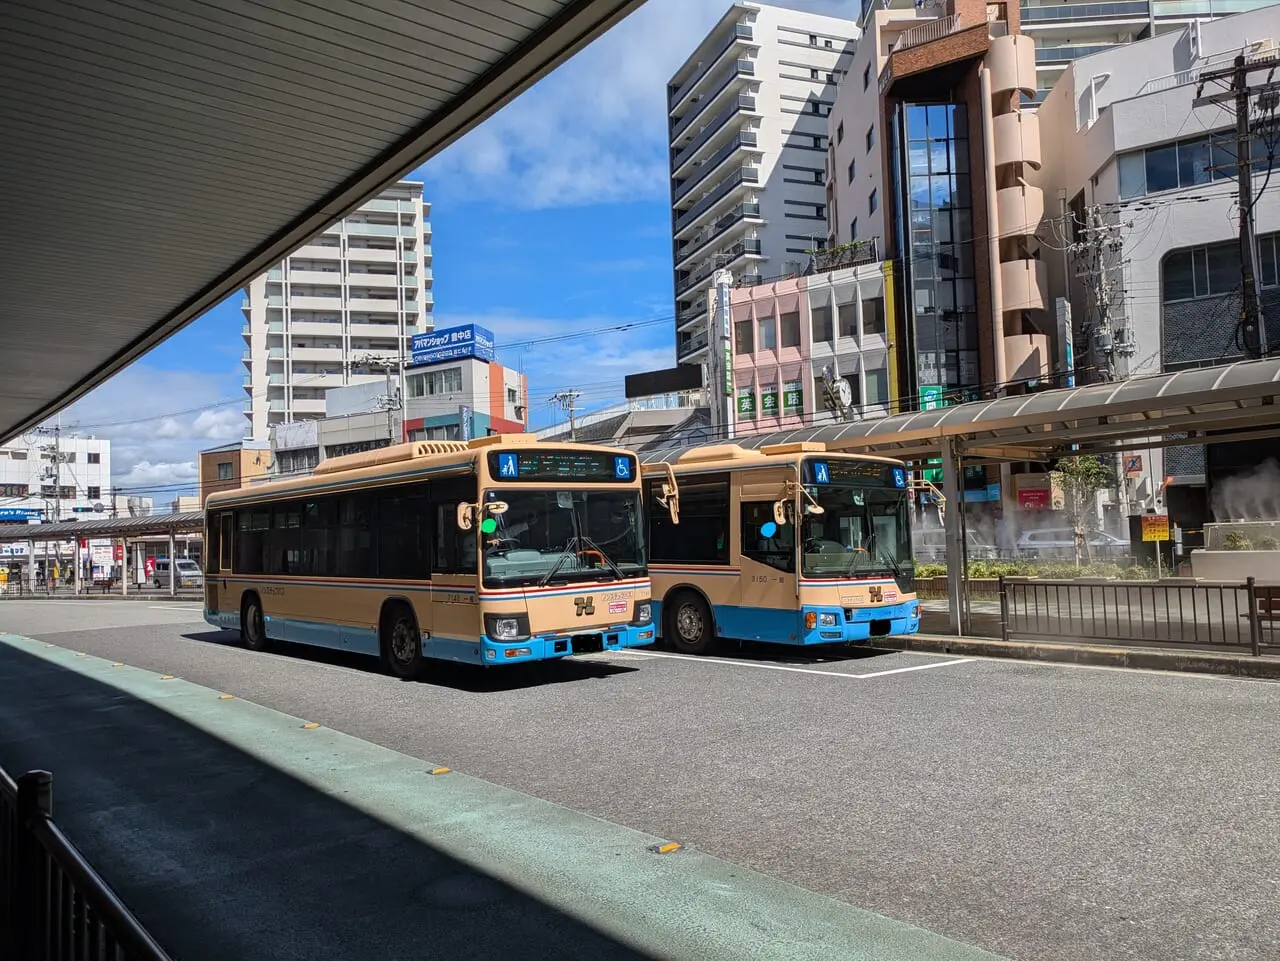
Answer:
[
  {"left": 866, "top": 368, "right": 889, "bottom": 406},
  {"left": 868, "top": 189, "right": 878, "bottom": 214},
  {"left": 838, "top": 303, "right": 858, "bottom": 338},
  {"left": 837, "top": 122, "right": 845, "bottom": 144},
  {"left": 506, "top": 387, "right": 518, "bottom": 404},
  {"left": 1161, "top": 234, "right": 1280, "bottom": 301},
  {"left": 811, "top": 67, "right": 819, "bottom": 80},
  {"left": 780, "top": 311, "right": 802, "bottom": 348},
  {"left": 734, "top": 319, "right": 754, "bottom": 354},
  {"left": 87, "top": 452, "right": 101, "bottom": 465},
  {"left": 407, "top": 366, "right": 464, "bottom": 396},
  {"left": 217, "top": 462, "right": 234, "bottom": 481},
  {"left": 811, "top": 304, "right": 833, "bottom": 341},
  {"left": 847, "top": 158, "right": 856, "bottom": 183},
  {"left": 851, "top": 217, "right": 858, "bottom": 238},
  {"left": 866, "top": 125, "right": 876, "bottom": 152},
  {"left": 816, "top": 203, "right": 826, "bottom": 219},
  {"left": 86, "top": 486, "right": 100, "bottom": 500},
  {"left": 809, "top": 34, "right": 817, "bottom": 45},
  {"left": 863, "top": 296, "right": 886, "bottom": 335},
  {"left": 0, "top": 484, "right": 27, "bottom": 498},
  {"left": 757, "top": 316, "right": 777, "bottom": 350},
  {"left": 812, "top": 135, "right": 824, "bottom": 149},
  {"left": 1117, "top": 129, "right": 1266, "bottom": 200},
  {"left": 863, "top": 64, "right": 871, "bottom": 90}
]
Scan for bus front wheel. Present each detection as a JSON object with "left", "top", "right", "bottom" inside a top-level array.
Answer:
[
  {"left": 382, "top": 602, "right": 427, "bottom": 681},
  {"left": 240, "top": 593, "right": 272, "bottom": 652},
  {"left": 665, "top": 592, "right": 717, "bottom": 655}
]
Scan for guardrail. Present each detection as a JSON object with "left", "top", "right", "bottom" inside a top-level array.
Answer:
[
  {"left": 999, "top": 576, "right": 1279, "bottom": 655},
  {"left": 1, "top": 768, "right": 173, "bottom": 961}
]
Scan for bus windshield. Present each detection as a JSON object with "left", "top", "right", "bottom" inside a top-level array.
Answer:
[
  {"left": 481, "top": 489, "right": 645, "bottom": 588},
  {"left": 800, "top": 485, "right": 912, "bottom": 580}
]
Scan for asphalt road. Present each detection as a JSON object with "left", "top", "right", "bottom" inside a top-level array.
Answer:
[{"left": 3, "top": 600, "right": 1279, "bottom": 961}]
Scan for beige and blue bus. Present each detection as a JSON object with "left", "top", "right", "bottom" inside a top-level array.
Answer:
[
  {"left": 640, "top": 442, "right": 919, "bottom": 654},
  {"left": 203, "top": 435, "right": 658, "bottom": 678}
]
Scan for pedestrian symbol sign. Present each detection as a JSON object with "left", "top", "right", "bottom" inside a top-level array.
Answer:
[
  {"left": 498, "top": 453, "right": 519, "bottom": 478},
  {"left": 614, "top": 456, "right": 632, "bottom": 480},
  {"left": 813, "top": 462, "right": 830, "bottom": 484}
]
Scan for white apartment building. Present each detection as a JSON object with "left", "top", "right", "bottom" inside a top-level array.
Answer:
[
  {"left": 1035, "top": 6, "right": 1280, "bottom": 499},
  {"left": 242, "top": 180, "right": 433, "bottom": 438},
  {"left": 670, "top": 2, "right": 859, "bottom": 368},
  {"left": 0, "top": 433, "right": 112, "bottom": 525}
]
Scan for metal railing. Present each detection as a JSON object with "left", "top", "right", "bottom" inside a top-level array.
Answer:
[
  {"left": 2, "top": 768, "right": 174, "bottom": 961},
  {"left": 670, "top": 59, "right": 755, "bottom": 141},
  {"left": 1020, "top": 1, "right": 1149, "bottom": 24},
  {"left": 892, "top": 14, "right": 961, "bottom": 53},
  {"left": 1000, "top": 576, "right": 1280, "bottom": 655}
]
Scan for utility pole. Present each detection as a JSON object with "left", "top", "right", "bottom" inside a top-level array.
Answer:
[
  {"left": 550, "top": 390, "right": 582, "bottom": 441},
  {"left": 349, "top": 353, "right": 403, "bottom": 444},
  {"left": 1067, "top": 204, "right": 1134, "bottom": 383},
  {"left": 33, "top": 422, "right": 65, "bottom": 523},
  {"left": 1195, "top": 50, "right": 1280, "bottom": 357}
]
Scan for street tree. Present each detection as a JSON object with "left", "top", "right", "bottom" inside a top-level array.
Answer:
[{"left": 1050, "top": 455, "right": 1116, "bottom": 565}]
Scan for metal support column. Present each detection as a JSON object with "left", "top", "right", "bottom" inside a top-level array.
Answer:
[
  {"left": 168, "top": 533, "right": 176, "bottom": 597},
  {"left": 120, "top": 539, "right": 127, "bottom": 596},
  {"left": 940, "top": 436, "right": 964, "bottom": 635},
  {"left": 25, "top": 538, "right": 35, "bottom": 594}
]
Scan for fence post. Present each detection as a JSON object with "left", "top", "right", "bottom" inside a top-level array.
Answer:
[
  {"left": 998, "top": 575, "right": 1009, "bottom": 642},
  {"left": 15, "top": 770, "right": 52, "bottom": 959},
  {"left": 1246, "top": 576, "right": 1263, "bottom": 657}
]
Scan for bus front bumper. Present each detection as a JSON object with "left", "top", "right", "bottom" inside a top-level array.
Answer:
[
  {"left": 800, "top": 600, "right": 921, "bottom": 645},
  {"left": 479, "top": 622, "right": 656, "bottom": 665}
]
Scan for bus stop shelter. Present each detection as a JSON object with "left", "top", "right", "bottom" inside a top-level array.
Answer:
[
  {"left": 0, "top": 512, "right": 205, "bottom": 597},
  {"left": 642, "top": 358, "right": 1280, "bottom": 634}
]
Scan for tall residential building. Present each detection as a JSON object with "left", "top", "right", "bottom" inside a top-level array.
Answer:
[
  {"left": 669, "top": 2, "right": 859, "bottom": 368},
  {"left": 241, "top": 180, "right": 433, "bottom": 439}
]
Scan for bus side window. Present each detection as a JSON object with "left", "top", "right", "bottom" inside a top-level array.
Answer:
[
  {"left": 219, "top": 512, "right": 233, "bottom": 573},
  {"left": 740, "top": 501, "right": 795, "bottom": 573},
  {"left": 648, "top": 474, "right": 729, "bottom": 565},
  {"left": 432, "top": 475, "right": 478, "bottom": 573}
]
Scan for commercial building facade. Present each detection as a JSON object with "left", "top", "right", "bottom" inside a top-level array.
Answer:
[
  {"left": 669, "top": 2, "right": 859, "bottom": 367},
  {"left": 1033, "top": 6, "right": 1280, "bottom": 527},
  {"left": 0, "top": 433, "right": 112, "bottom": 526},
  {"left": 198, "top": 439, "right": 273, "bottom": 503},
  {"left": 241, "top": 180, "right": 433, "bottom": 438}
]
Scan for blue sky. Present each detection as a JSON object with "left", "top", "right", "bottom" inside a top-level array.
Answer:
[{"left": 57, "top": 0, "right": 853, "bottom": 497}]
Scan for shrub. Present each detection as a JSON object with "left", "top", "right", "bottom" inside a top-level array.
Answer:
[
  {"left": 1224, "top": 531, "right": 1253, "bottom": 551},
  {"left": 1257, "top": 537, "right": 1278, "bottom": 551}
]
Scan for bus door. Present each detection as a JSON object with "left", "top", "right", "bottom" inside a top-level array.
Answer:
[{"left": 734, "top": 469, "right": 800, "bottom": 635}]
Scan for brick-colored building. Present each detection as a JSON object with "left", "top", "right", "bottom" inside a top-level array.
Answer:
[{"left": 198, "top": 439, "right": 272, "bottom": 505}]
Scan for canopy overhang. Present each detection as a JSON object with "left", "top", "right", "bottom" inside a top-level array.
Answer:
[{"left": 0, "top": 0, "right": 645, "bottom": 442}]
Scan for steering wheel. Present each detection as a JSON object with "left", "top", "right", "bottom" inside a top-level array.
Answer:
[{"left": 485, "top": 537, "right": 521, "bottom": 555}]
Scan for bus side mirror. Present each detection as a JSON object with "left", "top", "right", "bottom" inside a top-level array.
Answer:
[
  {"left": 773, "top": 501, "right": 788, "bottom": 526},
  {"left": 456, "top": 503, "right": 475, "bottom": 531},
  {"left": 657, "top": 463, "right": 680, "bottom": 525}
]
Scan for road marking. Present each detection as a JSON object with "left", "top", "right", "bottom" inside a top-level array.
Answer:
[
  {"left": 623, "top": 648, "right": 971, "bottom": 679},
  {"left": 849, "top": 658, "right": 973, "bottom": 678},
  {"left": 147, "top": 605, "right": 205, "bottom": 614}
]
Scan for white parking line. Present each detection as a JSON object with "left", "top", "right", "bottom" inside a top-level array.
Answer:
[{"left": 623, "top": 648, "right": 971, "bottom": 679}]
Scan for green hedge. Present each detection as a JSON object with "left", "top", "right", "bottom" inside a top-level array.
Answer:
[{"left": 914, "top": 560, "right": 1156, "bottom": 580}]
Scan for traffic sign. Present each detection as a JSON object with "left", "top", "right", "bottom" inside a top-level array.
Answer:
[
  {"left": 1125, "top": 454, "right": 1143, "bottom": 478},
  {"left": 1141, "top": 515, "right": 1170, "bottom": 542}
]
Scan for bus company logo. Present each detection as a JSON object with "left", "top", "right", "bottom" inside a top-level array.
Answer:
[
  {"left": 608, "top": 601, "right": 628, "bottom": 615},
  {"left": 868, "top": 585, "right": 884, "bottom": 603},
  {"left": 574, "top": 596, "right": 595, "bottom": 616}
]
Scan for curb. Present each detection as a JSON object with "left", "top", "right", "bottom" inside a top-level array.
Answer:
[{"left": 874, "top": 633, "right": 1280, "bottom": 680}]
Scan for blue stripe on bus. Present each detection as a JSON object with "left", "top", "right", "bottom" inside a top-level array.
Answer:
[{"left": 651, "top": 599, "right": 920, "bottom": 647}]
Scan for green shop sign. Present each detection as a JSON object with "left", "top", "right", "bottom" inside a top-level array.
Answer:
[
  {"left": 761, "top": 384, "right": 779, "bottom": 415},
  {"left": 737, "top": 387, "right": 756, "bottom": 418},
  {"left": 783, "top": 381, "right": 803, "bottom": 411}
]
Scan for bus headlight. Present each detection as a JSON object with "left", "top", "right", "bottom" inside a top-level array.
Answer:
[
  {"left": 632, "top": 601, "right": 652, "bottom": 625},
  {"left": 484, "top": 613, "right": 530, "bottom": 642},
  {"left": 818, "top": 612, "right": 838, "bottom": 627}
]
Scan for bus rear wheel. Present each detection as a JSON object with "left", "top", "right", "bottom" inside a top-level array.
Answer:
[
  {"left": 665, "top": 591, "right": 717, "bottom": 655},
  {"left": 382, "top": 602, "right": 427, "bottom": 681},
  {"left": 240, "top": 593, "right": 272, "bottom": 652}
]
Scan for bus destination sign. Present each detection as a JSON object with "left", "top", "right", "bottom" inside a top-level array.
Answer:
[
  {"left": 806, "top": 458, "right": 906, "bottom": 489},
  {"left": 491, "top": 450, "right": 637, "bottom": 483}
]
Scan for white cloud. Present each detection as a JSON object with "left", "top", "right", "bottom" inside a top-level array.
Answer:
[
  {"left": 418, "top": 0, "right": 858, "bottom": 208},
  {"left": 54, "top": 363, "right": 245, "bottom": 494}
]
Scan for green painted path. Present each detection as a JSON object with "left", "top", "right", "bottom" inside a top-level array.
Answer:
[{"left": 0, "top": 632, "right": 1007, "bottom": 961}]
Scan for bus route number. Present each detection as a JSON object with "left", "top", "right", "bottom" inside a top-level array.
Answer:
[{"left": 442, "top": 592, "right": 474, "bottom": 606}]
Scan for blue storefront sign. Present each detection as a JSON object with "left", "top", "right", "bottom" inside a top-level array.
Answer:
[
  {"left": 410, "top": 324, "right": 495, "bottom": 367},
  {"left": 0, "top": 508, "right": 41, "bottom": 523}
]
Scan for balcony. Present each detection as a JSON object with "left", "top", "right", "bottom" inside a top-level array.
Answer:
[
  {"left": 242, "top": 375, "right": 252, "bottom": 387},
  {"left": 999, "top": 258, "right": 1048, "bottom": 312},
  {"left": 347, "top": 272, "right": 399, "bottom": 288},
  {"left": 349, "top": 322, "right": 402, "bottom": 339},
  {"left": 668, "top": 23, "right": 754, "bottom": 112},
  {"left": 290, "top": 346, "right": 345, "bottom": 362},
  {"left": 347, "top": 246, "right": 398, "bottom": 263},
  {"left": 266, "top": 267, "right": 283, "bottom": 281},
  {"left": 674, "top": 166, "right": 759, "bottom": 234},
  {"left": 291, "top": 243, "right": 341, "bottom": 260},
  {"left": 241, "top": 297, "right": 251, "bottom": 310},
  {"left": 241, "top": 323, "right": 251, "bottom": 336},
  {"left": 988, "top": 35, "right": 1036, "bottom": 98},
  {"left": 993, "top": 110, "right": 1042, "bottom": 169},
  {"left": 670, "top": 59, "right": 755, "bottom": 141},
  {"left": 675, "top": 238, "right": 763, "bottom": 298},
  {"left": 346, "top": 297, "right": 400, "bottom": 313},
  {"left": 677, "top": 330, "right": 711, "bottom": 362},
  {"left": 673, "top": 132, "right": 759, "bottom": 204},
  {"left": 676, "top": 202, "right": 762, "bottom": 268},
  {"left": 892, "top": 14, "right": 961, "bottom": 52},
  {"left": 287, "top": 294, "right": 339, "bottom": 311},
  {"left": 808, "top": 236, "right": 881, "bottom": 272},
  {"left": 1034, "top": 44, "right": 1123, "bottom": 64},
  {"left": 677, "top": 299, "right": 709, "bottom": 330},
  {"left": 267, "top": 348, "right": 285, "bottom": 360},
  {"left": 288, "top": 268, "right": 343, "bottom": 285},
  {"left": 290, "top": 321, "right": 340, "bottom": 337},
  {"left": 268, "top": 321, "right": 285, "bottom": 333},
  {"left": 344, "top": 222, "right": 402, "bottom": 237},
  {"left": 996, "top": 183, "right": 1045, "bottom": 237},
  {"left": 1020, "top": 1, "right": 1149, "bottom": 25},
  {"left": 671, "top": 95, "right": 758, "bottom": 174},
  {"left": 1004, "top": 332, "right": 1050, "bottom": 382}
]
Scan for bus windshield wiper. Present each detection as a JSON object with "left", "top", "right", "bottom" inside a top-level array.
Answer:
[
  {"left": 537, "top": 545, "right": 577, "bottom": 587},
  {"left": 578, "top": 534, "right": 625, "bottom": 581}
]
